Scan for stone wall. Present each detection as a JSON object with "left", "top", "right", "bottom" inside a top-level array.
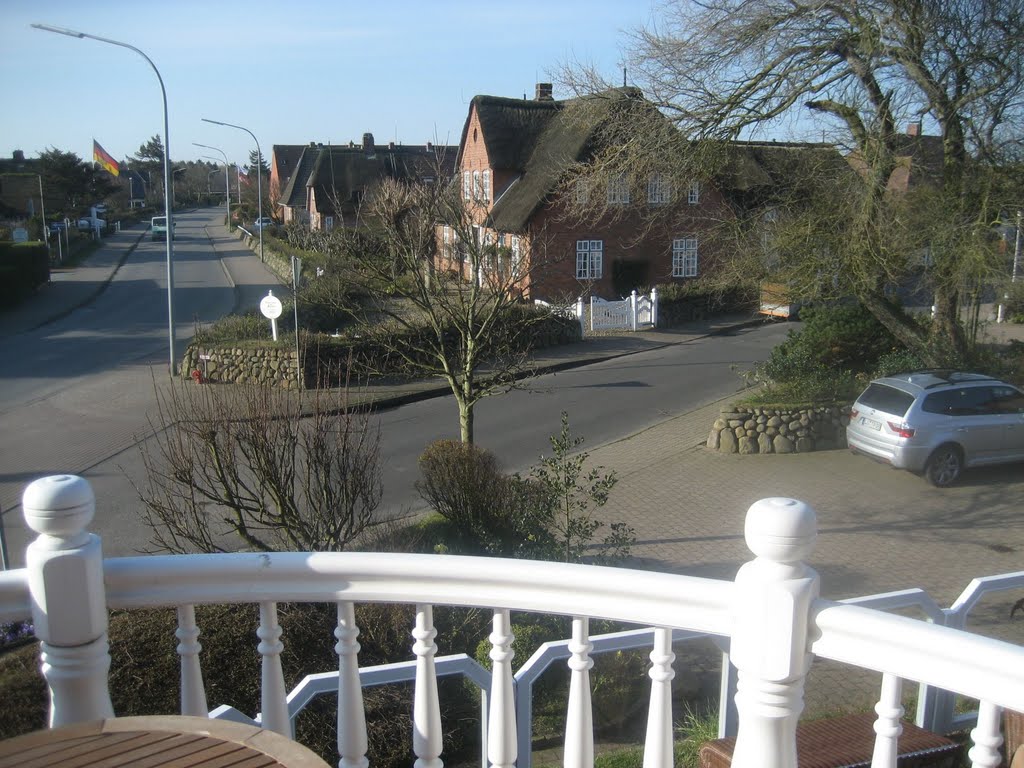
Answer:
[
  {"left": 707, "top": 404, "right": 851, "bottom": 454},
  {"left": 182, "top": 345, "right": 302, "bottom": 389}
]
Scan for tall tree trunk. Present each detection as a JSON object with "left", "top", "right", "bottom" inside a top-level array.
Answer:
[{"left": 458, "top": 397, "right": 474, "bottom": 444}]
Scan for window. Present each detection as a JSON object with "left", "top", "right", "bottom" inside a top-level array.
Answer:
[
  {"left": 672, "top": 238, "right": 698, "bottom": 277},
  {"left": 472, "top": 171, "right": 481, "bottom": 201},
  {"left": 576, "top": 240, "right": 603, "bottom": 279},
  {"left": 324, "top": 216, "right": 334, "bottom": 231},
  {"left": 442, "top": 226, "right": 452, "bottom": 259},
  {"left": 510, "top": 235, "right": 522, "bottom": 270},
  {"left": 687, "top": 180, "right": 700, "bottom": 205},
  {"left": 647, "top": 174, "right": 671, "bottom": 204},
  {"left": 482, "top": 170, "right": 491, "bottom": 202},
  {"left": 575, "top": 179, "right": 589, "bottom": 204},
  {"left": 462, "top": 171, "right": 471, "bottom": 201},
  {"left": 607, "top": 174, "right": 630, "bottom": 204}
]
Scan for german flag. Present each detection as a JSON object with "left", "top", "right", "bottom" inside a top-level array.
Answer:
[{"left": 93, "top": 140, "right": 120, "bottom": 177}]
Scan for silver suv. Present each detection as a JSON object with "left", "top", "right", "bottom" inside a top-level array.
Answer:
[{"left": 847, "top": 371, "right": 1024, "bottom": 486}]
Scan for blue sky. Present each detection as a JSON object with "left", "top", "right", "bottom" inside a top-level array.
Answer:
[{"left": 2, "top": 0, "right": 657, "bottom": 168}]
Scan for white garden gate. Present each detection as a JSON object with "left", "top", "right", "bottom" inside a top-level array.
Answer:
[{"left": 590, "top": 288, "right": 658, "bottom": 332}]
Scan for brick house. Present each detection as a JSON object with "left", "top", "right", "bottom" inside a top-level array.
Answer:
[
  {"left": 276, "top": 136, "right": 456, "bottom": 230},
  {"left": 450, "top": 84, "right": 815, "bottom": 302}
]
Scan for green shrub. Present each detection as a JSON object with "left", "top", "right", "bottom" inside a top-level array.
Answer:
[{"left": 0, "top": 242, "right": 49, "bottom": 305}]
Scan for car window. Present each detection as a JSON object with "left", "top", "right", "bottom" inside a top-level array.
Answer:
[
  {"left": 856, "top": 383, "right": 915, "bottom": 416},
  {"left": 992, "top": 386, "right": 1024, "bottom": 414},
  {"left": 922, "top": 387, "right": 998, "bottom": 416}
]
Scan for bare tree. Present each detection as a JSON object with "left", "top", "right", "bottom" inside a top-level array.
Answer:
[
  {"left": 323, "top": 171, "right": 561, "bottom": 444},
  {"left": 135, "top": 380, "right": 383, "bottom": 554},
  {"left": 559, "top": 0, "right": 1024, "bottom": 364}
]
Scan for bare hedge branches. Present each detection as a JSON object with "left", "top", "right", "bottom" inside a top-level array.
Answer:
[{"left": 135, "top": 380, "right": 383, "bottom": 554}]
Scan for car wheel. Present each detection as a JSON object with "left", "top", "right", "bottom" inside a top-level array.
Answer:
[{"left": 924, "top": 444, "right": 963, "bottom": 487}]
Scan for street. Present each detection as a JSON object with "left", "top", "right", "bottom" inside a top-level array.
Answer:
[{"left": 0, "top": 212, "right": 790, "bottom": 564}]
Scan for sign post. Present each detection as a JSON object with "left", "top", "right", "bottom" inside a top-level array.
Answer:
[{"left": 260, "top": 290, "right": 283, "bottom": 341}]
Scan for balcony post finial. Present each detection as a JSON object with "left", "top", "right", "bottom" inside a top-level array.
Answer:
[
  {"left": 730, "top": 497, "right": 819, "bottom": 768},
  {"left": 22, "top": 474, "right": 114, "bottom": 726}
]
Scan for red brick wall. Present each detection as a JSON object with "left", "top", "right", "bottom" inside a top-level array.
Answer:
[{"left": 523, "top": 184, "right": 733, "bottom": 302}]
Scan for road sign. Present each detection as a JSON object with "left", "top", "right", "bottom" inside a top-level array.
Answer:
[{"left": 260, "top": 291, "right": 283, "bottom": 319}]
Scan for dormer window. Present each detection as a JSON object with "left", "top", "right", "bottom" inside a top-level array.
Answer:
[
  {"left": 463, "top": 171, "right": 472, "bottom": 201},
  {"left": 607, "top": 174, "right": 630, "bottom": 205},
  {"left": 472, "top": 170, "right": 491, "bottom": 202},
  {"left": 647, "top": 174, "right": 671, "bottom": 205}
]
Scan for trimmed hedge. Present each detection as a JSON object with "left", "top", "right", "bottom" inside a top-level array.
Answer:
[
  {"left": 0, "top": 242, "right": 49, "bottom": 305},
  {"left": 655, "top": 284, "right": 756, "bottom": 326}
]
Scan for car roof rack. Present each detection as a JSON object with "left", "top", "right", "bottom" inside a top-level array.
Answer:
[{"left": 902, "top": 369, "right": 997, "bottom": 388}]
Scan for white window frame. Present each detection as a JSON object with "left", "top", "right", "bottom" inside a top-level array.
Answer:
[
  {"left": 576, "top": 239, "right": 603, "bottom": 280},
  {"left": 472, "top": 170, "right": 481, "bottom": 201},
  {"left": 647, "top": 174, "right": 671, "bottom": 205},
  {"left": 463, "top": 171, "right": 471, "bottom": 201},
  {"left": 324, "top": 215, "right": 334, "bottom": 231},
  {"left": 687, "top": 180, "right": 700, "bottom": 205},
  {"left": 607, "top": 174, "right": 630, "bottom": 204},
  {"left": 482, "top": 170, "right": 491, "bottom": 202},
  {"left": 672, "top": 237, "right": 698, "bottom": 277}
]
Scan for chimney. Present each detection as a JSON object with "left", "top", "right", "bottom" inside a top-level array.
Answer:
[
  {"left": 309, "top": 141, "right": 316, "bottom": 147},
  {"left": 12, "top": 149, "right": 25, "bottom": 162},
  {"left": 388, "top": 141, "right": 396, "bottom": 150},
  {"left": 907, "top": 122, "right": 922, "bottom": 137},
  {"left": 426, "top": 141, "right": 433, "bottom": 151},
  {"left": 535, "top": 82, "right": 553, "bottom": 101},
  {"left": 362, "top": 132, "right": 375, "bottom": 151}
]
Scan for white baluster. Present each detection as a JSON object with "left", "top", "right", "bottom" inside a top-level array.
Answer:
[
  {"left": 413, "top": 604, "right": 443, "bottom": 768},
  {"left": 968, "top": 701, "right": 1003, "bottom": 768},
  {"left": 564, "top": 617, "right": 594, "bottom": 768},
  {"left": 642, "top": 628, "right": 675, "bottom": 768},
  {"left": 650, "top": 286, "right": 658, "bottom": 328},
  {"left": 176, "top": 605, "right": 209, "bottom": 717},
  {"left": 336, "top": 602, "right": 368, "bottom": 768},
  {"left": 22, "top": 475, "right": 114, "bottom": 726},
  {"left": 258, "top": 601, "right": 292, "bottom": 738},
  {"left": 730, "top": 498, "right": 820, "bottom": 768},
  {"left": 630, "top": 290, "right": 638, "bottom": 331},
  {"left": 488, "top": 609, "right": 517, "bottom": 768},
  {"left": 870, "top": 673, "right": 903, "bottom": 768}
]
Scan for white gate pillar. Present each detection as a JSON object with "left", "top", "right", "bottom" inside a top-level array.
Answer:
[
  {"left": 630, "top": 290, "right": 638, "bottom": 331},
  {"left": 729, "top": 498, "right": 819, "bottom": 768},
  {"left": 650, "top": 287, "right": 658, "bottom": 328},
  {"left": 22, "top": 474, "right": 114, "bottom": 727}
]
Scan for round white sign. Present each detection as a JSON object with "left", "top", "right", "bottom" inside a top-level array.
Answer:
[{"left": 260, "top": 294, "right": 283, "bottom": 319}]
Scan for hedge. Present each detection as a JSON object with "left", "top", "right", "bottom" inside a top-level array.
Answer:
[{"left": 0, "top": 242, "right": 49, "bottom": 305}]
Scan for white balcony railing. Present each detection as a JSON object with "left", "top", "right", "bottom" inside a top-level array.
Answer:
[{"left": 2, "top": 474, "right": 1024, "bottom": 768}]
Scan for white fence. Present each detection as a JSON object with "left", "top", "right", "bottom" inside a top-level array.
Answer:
[{"left": 3, "top": 475, "right": 1024, "bottom": 768}]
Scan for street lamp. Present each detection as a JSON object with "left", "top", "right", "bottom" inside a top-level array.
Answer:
[
  {"left": 193, "top": 142, "right": 231, "bottom": 230},
  {"left": 201, "top": 118, "right": 264, "bottom": 264},
  {"left": 32, "top": 23, "right": 176, "bottom": 376}
]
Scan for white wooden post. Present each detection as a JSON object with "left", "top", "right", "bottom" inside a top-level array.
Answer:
[
  {"left": 413, "top": 604, "right": 443, "bottom": 768},
  {"left": 576, "top": 297, "right": 585, "bottom": 335},
  {"left": 968, "top": 701, "right": 1004, "bottom": 768},
  {"left": 870, "top": 673, "right": 903, "bottom": 768},
  {"left": 22, "top": 474, "right": 114, "bottom": 727},
  {"left": 336, "top": 602, "right": 368, "bottom": 768},
  {"left": 488, "top": 609, "right": 517, "bottom": 768},
  {"left": 257, "top": 601, "right": 292, "bottom": 738},
  {"left": 564, "top": 617, "right": 594, "bottom": 768},
  {"left": 630, "top": 290, "right": 638, "bottom": 331},
  {"left": 589, "top": 297, "right": 596, "bottom": 332},
  {"left": 650, "top": 287, "right": 658, "bottom": 328},
  {"left": 642, "top": 627, "right": 675, "bottom": 768},
  {"left": 730, "top": 498, "right": 819, "bottom": 768},
  {"left": 175, "top": 605, "right": 209, "bottom": 717}
]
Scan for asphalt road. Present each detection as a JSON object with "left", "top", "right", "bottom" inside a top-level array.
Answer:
[
  {"left": 373, "top": 322, "right": 790, "bottom": 515},
  {"left": 0, "top": 209, "right": 242, "bottom": 523}
]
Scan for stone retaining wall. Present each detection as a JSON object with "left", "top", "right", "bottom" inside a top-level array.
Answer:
[
  {"left": 707, "top": 404, "right": 851, "bottom": 454},
  {"left": 182, "top": 345, "right": 302, "bottom": 389}
]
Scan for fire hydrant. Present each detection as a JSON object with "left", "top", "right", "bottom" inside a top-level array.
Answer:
[{"left": 190, "top": 369, "right": 204, "bottom": 384}]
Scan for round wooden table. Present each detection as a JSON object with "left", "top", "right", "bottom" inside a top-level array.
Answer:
[{"left": 0, "top": 715, "right": 329, "bottom": 767}]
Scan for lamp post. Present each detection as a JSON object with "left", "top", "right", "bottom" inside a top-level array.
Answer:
[
  {"left": 193, "top": 142, "right": 231, "bottom": 230},
  {"left": 32, "top": 23, "right": 176, "bottom": 376},
  {"left": 201, "top": 118, "right": 264, "bottom": 264}
]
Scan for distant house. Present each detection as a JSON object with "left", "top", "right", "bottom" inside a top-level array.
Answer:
[
  {"left": 449, "top": 83, "right": 842, "bottom": 302},
  {"left": 0, "top": 151, "right": 56, "bottom": 219},
  {"left": 276, "top": 136, "right": 456, "bottom": 230},
  {"left": 269, "top": 145, "right": 307, "bottom": 213}
]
